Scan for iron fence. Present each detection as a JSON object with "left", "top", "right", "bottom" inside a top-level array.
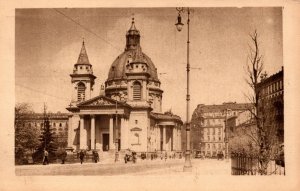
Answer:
[{"left": 231, "top": 152, "right": 285, "bottom": 175}]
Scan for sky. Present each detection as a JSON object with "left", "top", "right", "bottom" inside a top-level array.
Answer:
[{"left": 15, "top": 7, "right": 283, "bottom": 121}]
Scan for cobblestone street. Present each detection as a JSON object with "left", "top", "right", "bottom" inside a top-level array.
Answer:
[{"left": 15, "top": 158, "right": 231, "bottom": 176}]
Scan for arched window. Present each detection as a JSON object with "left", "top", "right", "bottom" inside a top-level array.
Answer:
[
  {"left": 132, "top": 81, "right": 141, "bottom": 100},
  {"left": 77, "top": 82, "right": 86, "bottom": 101}
]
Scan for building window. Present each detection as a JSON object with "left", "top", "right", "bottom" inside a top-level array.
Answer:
[
  {"left": 53, "top": 123, "right": 56, "bottom": 127},
  {"left": 208, "top": 136, "right": 210, "bottom": 141},
  {"left": 133, "top": 81, "right": 142, "bottom": 100},
  {"left": 77, "top": 82, "right": 86, "bottom": 101},
  {"left": 207, "top": 144, "right": 210, "bottom": 149},
  {"left": 59, "top": 123, "right": 62, "bottom": 127},
  {"left": 135, "top": 120, "right": 138, "bottom": 124},
  {"left": 280, "top": 80, "right": 282, "bottom": 89}
]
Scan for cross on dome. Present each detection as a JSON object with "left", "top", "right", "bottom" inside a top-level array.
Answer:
[{"left": 129, "top": 16, "right": 137, "bottom": 31}]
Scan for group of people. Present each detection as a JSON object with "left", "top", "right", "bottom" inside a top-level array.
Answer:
[
  {"left": 42, "top": 149, "right": 100, "bottom": 165},
  {"left": 78, "top": 150, "right": 100, "bottom": 164},
  {"left": 123, "top": 150, "right": 182, "bottom": 164},
  {"left": 42, "top": 148, "right": 183, "bottom": 165},
  {"left": 124, "top": 149, "right": 136, "bottom": 163}
]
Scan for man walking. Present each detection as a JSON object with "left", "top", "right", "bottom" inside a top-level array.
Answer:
[
  {"left": 43, "top": 149, "right": 49, "bottom": 165},
  {"left": 79, "top": 150, "right": 85, "bottom": 164}
]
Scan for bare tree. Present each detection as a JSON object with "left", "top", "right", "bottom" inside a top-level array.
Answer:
[{"left": 244, "top": 30, "right": 280, "bottom": 175}]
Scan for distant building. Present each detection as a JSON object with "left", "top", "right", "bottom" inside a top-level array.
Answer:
[
  {"left": 257, "top": 67, "right": 284, "bottom": 144},
  {"left": 226, "top": 110, "right": 256, "bottom": 153},
  {"left": 191, "top": 102, "right": 252, "bottom": 157},
  {"left": 22, "top": 112, "right": 69, "bottom": 147}
]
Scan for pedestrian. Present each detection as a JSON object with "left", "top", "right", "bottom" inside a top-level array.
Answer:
[
  {"left": 79, "top": 150, "right": 85, "bottom": 164},
  {"left": 165, "top": 152, "right": 167, "bottom": 161},
  {"left": 124, "top": 154, "right": 128, "bottom": 164},
  {"left": 61, "top": 149, "right": 67, "bottom": 164},
  {"left": 132, "top": 151, "right": 137, "bottom": 163},
  {"left": 93, "top": 151, "right": 99, "bottom": 163},
  {"left": 43, "top": 149, "right": 49, "bottom": 165}
]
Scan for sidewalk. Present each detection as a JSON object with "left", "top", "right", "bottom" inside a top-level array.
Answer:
[
  {"left": 15, "top": 158, "right": 186, "bottom": 176},
  {"left": 15, "top": 158, "right": 231, "bottom": 176},
  {"left": 126, "top": 159, "right": 231, "bottom": 176}
]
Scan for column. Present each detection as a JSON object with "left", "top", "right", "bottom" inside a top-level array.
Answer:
[
  {"left": 67, "top": 115, "right": 73, "bottom": 147},
  {"left": 156, "top": 125, "right": 159, "bottom": 150},
  {"left": 90, "top": 115, "right": 95, "bottom": 150},
  {"left": 120, "top": 117, "right": 127, "bottom": 150},
  {"left": 142, "top": 80, "right": 147, "bottom": 100},
  {"left": 80, "top": 115, "right": 87, "bottom": 150},
  {"left": 127, "top": 81, "right": 132, "bottom": 101},
  {"left": 176, "top": 126, "right": 179, "bottom": 151},
  {"left": 178, "top": 127, "right": 181, "bottom": 151},
  {"left": 120, "top": 117, "right": 124, "bottom": 149},
  {"left": 172, "top": 126, "right": 176, "bottom": 151},
  {"left": 177, "top": 126, "right": 179, "bottom": 151},
  {"left": 109, "top": 116, "right": 115, "bottom": 150},
  {"left": 163, "top": 126, "right": 166, "bottom": 151}
]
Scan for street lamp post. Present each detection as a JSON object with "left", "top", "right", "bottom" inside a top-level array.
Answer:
[{"left": 175, "top": 7, "right": 192, "bottom": 172}]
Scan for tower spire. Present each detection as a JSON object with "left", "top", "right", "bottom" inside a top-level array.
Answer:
[{"left": 76, "top": 39, "right": 90, "bottom": 65}]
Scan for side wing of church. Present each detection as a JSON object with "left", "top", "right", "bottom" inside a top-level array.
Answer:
[{"left": 66, "top": 18, "right": 183, "bottom": 157}]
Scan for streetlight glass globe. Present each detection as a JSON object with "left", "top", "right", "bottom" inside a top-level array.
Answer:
[{"left": 175, "top": 14, "right": 184, "bottom": 32}]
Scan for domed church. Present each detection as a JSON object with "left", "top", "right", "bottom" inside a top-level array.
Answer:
[{"left": 67, "top": 18, "right": 182, "bottom": 157}]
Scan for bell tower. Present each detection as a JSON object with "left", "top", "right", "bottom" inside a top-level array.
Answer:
[{"left": 70, "top": 40, "right": 96, "bottom": 104}]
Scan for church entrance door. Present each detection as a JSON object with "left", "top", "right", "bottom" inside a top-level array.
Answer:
[{"left": 102, "top": 133, "right": 109, "bottom": 151}]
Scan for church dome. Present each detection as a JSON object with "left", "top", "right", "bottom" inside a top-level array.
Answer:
[
  {"left": 107, "top": 50, "right": 159, "bottom": 82},
  {"left": 106, "top": 18, "right": 160, "bottom": 83}
]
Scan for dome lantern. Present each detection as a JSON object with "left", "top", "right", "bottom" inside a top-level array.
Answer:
[{"left": 125, "top": 17, "right": 140, "bottom": 51}]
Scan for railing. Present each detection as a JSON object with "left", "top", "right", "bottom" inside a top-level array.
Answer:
[{"left": 231, "top": 152, "right": 285, "bottom": 175}]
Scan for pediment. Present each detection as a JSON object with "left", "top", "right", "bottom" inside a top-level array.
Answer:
[{"left": 78, "top": 96, "right": 117, "bottom": 107}]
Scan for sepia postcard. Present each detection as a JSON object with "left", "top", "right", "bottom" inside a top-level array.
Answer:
[{"left": 0, "top": 0, "right": 300, "bottom": 191}]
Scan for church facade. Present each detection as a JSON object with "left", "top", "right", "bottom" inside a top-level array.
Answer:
[{"left": 66, "top": 19, "right": 182, "bottom": 155}]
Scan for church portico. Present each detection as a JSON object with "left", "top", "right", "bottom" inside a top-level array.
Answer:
[{"left": 72, "top": 112, "right": 130, "bottom": 152}]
